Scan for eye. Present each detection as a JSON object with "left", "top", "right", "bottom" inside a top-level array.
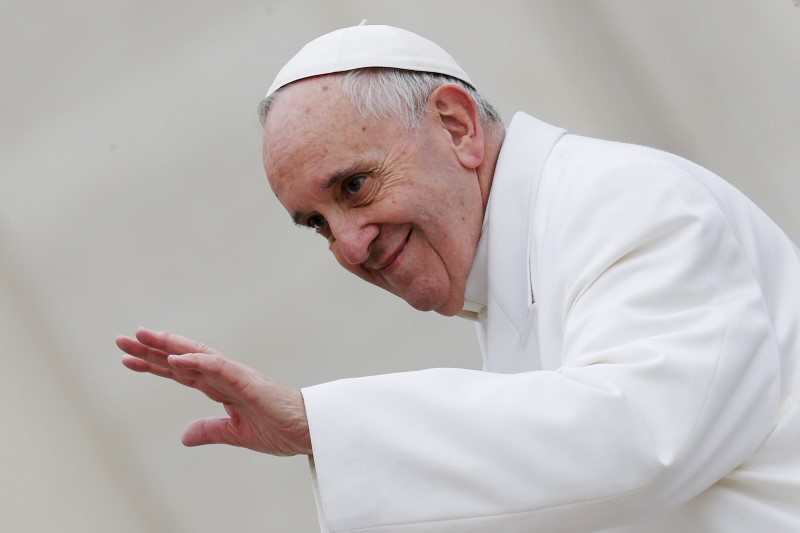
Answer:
[
  {"left": 305, "top": 214, "right": 327, "bottom": 233},
  {"left": 342, "top": 175, "right": 366, "bottom": 199}
]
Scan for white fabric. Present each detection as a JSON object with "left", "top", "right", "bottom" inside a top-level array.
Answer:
[
  {"left": 266, "top": 24, "right": 473, "bottom": 97},
  {"left": 458, "top": 219, "right": 489, "bottom": 320},
  {"left": 302, "top": 112, "right": 800, "bottom": 532}
]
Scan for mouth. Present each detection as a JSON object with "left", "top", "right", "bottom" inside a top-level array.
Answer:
[{"left": 377, "top": 228, "right": 412, "bottom": 272}]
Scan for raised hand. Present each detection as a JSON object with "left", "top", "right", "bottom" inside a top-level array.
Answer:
[{"left": 116, "top": 328, "right": 311, "bottom": 456}]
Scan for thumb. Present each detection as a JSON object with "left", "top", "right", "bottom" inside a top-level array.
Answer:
[{"left": 181, "top": 417, "right": 237, "bottom": 447}]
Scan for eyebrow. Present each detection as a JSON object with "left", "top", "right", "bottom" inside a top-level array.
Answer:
[
  {"left": 291, "top": 161, "right": 366, "bottom": 225},
  {"left": 322, "top": 161, "right": 363, "bottom": 191}
]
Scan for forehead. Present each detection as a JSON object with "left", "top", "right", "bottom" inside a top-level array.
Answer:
[
  {"left": 262, "top": 77, "right": 406, "bottom": 198},
  {"left": 264, "top": 77, "right": 355, "bottom": 143}
]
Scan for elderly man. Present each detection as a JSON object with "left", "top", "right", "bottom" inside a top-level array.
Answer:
[{"left": 117, "top": 24, "right": 800, "bottom": 532}]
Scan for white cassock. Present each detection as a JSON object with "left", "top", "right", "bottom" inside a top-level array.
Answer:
[{"left": 302, "top": 113, "right": 800, "bottom": 532}]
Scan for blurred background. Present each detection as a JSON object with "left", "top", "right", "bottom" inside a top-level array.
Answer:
[{"left": 1, "top": 1, "right": 798, "bottom": 531}]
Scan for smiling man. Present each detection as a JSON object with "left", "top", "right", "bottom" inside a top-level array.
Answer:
[
  {"left": 263, "top": 72, "right": 496, "bottom": 315},
  {"left": 118, "top": 23, "right": 800, "bottom": 532}
]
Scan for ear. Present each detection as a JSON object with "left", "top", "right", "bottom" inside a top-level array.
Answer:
[{"left": 428, "top": 84, "right": 485, "bottom": 169}]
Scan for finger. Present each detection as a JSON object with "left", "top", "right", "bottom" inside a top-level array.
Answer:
[
  {"left": 121, "top": 354, "right": 154, "bottom": 373},
  {"left": 167, "top": 352, "right": 227, "bottom": 372},
  {"left": 121, "top": 355, "right": 199, "bottom": 388},
  {"left": 135, "top": 328, "right": 222, "bottom": 356},
  {"left": 118, "top": 335, "right": 202, "bottom": 383},
  {"left": 192, "top": 380, "right": 231, "bottom": 404},
  {"left": 181, "top": 417, "right": 239, "bottom": 448},
  {"left": 167, "top": 353, "right": 258, "bottom": 400},
  {"left": 116, "top": 335, "right": 171, "bottom": 368}
]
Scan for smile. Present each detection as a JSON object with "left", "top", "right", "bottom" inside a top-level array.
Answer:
[{"left": 377, "top": 228, "right": 413, "bottom": 272}]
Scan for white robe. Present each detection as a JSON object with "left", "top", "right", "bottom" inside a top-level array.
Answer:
[{"left": 302, "top": 112, "right": 800, "bottom": 532}]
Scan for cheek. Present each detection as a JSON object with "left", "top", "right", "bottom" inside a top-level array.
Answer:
[{"left": 331, "top": 246, "right": 385, "bottom": 287}]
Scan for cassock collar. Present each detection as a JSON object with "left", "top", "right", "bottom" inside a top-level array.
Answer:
[
  {"left": 459, "top": 211, "right": 489, "bottom": 320},
  {"left": 459, "top": 113, "right": 566, "bottom": 330}
]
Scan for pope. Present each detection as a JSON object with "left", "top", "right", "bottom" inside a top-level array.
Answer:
[{"left": 117, "top": 23, "right": 800, "bottom": 532}]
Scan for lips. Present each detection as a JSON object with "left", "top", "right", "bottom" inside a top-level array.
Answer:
[{"left": 376, "top": 228, "right": 412, "bottom": 272}]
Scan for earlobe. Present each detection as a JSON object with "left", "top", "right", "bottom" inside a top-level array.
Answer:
[{"left": 430, "top": 85, "right": 485, "bottom": 169}]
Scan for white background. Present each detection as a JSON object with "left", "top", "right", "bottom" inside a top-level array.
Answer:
[{"left": 1, "top": 1, "right": 798, "bottom": 531}]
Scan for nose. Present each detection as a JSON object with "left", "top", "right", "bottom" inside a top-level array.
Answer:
[{"left": 329, "top": 214, "right": 379, "bottom": 265}]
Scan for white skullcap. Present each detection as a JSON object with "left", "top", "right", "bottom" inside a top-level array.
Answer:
[{"left": 265, "top": 22, "right": 473, "bottom": 97}]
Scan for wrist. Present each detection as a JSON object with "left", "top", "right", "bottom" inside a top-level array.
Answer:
[{"left": 279, "top": 388, "right": 312, "bottom": 456}]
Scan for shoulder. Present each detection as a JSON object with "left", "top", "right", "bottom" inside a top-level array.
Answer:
[{"left": 541, "top": 135, "right": 719, "bottom": 226}]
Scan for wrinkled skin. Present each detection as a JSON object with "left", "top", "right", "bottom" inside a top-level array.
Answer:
[
  {"left": 264, "top": 77, "right": 494, "bottom": 316},
  {"left": 117, "top": 328, "right": 311, "bottom": 455}
]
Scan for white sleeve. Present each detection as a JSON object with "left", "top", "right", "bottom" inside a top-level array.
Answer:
[
  {"left": 308, "top": 456, "right": 330, "bottom": 533},
  {"left": 301, "top": 160, "right": 781, "bottom": 532}
]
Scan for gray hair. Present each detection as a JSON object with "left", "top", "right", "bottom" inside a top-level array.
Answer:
[{"left": 258, "top": 68, "right": 503, "bottom": 133}]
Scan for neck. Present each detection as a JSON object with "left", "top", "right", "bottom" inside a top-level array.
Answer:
[{"left": 476, "top": 124, "right": 505, "bottom": 211}]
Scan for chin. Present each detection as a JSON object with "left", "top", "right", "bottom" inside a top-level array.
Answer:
[
  {"left": 432, "top": 298, "right": 465, "bottom": 317},
  {"left": 402, "top": 285, "right": 461, "bottom": 316},
  {"left": 402, "top": 295, "right": 440, "bottom": 312}
]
